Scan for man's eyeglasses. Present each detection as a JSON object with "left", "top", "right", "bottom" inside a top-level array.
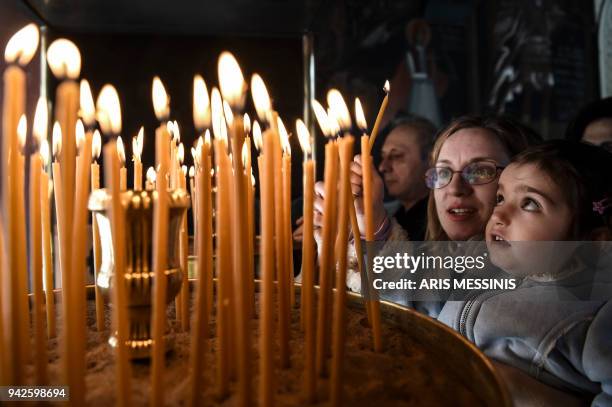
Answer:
[{"left": 425, "top": 160, "right": 504, "bottom": 189}]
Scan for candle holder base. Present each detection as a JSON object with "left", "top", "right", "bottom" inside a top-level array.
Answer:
[{"left": 89, "top": 189, "right": 190, "bottom": 359}]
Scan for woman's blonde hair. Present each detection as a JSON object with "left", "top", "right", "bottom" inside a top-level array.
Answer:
[{"left": 424, "top": 115, "right": 534, "bottom": 241}]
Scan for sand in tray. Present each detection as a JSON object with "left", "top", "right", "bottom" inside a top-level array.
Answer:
[{"left": 36, "top": 292, "right": 483, "bottom": 406}]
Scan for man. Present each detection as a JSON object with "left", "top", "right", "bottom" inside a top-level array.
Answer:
[{"left": 376, "top": 113, "right": 437, "bottom": 241}]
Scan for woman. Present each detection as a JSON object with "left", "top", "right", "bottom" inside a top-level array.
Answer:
[{"left": 313, "top": 115, "right": 534, "bottom": 293}]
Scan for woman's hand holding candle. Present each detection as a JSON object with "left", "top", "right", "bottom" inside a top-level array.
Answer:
[{"left": 347, "top": 155, "right": 386, "bottom": 235}]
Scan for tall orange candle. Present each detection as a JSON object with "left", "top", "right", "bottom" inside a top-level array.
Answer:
[
  {"left": 70, "top": 128, "right": 92, "bottom": 404},
  {"left": 40, "top": 139, "right": 56, "bottom": 339},
  {"left": 1, "top": 24, "right": 39, "bottom": 385},
  {"left": 219, "top": 51, "right": 251, "bottom": 404},
  {"left": 31, "top": 99, "right": 47, "bottom": 384},
  {"left": 104, "top": 140, "right": 132, "bottom": 407},
  {"left": 271, "top": 112, "right": 290, "bottom": 369},
  {"left": 251, "top": 73, "right": 276, "bottom": 405},
  {"left": 296, "top": 119, "right": 316, "bottom": 401},
  {"left": 369, "top": 80, "right": 390, "bottom": 148},
  {"left": 91, "top": 130, "right": 104, "bottom": 330},
  {"left": 188, "top": 137, "right": 212, "bottom": 406},
  {"left": 361, "top": 136, "right": 382, "bottom": 352},
  {"left": 316, "top": 140, "right": 338, "bottom": 377},
  {"left": 150, "top": 77, "right": 171, "bottom": 407},
  {"left": 133, "top": 126, "right": 144, "bottom": 190},
  {"left": 47, "top": 39, "right": 81, "bottom": 397},
  {"left": 116, "top": 136, "right": 127, "bottom": 191},
  {"left": 278, "top": 118, "right": 295, "bottom": 312},
  {"left": 331, "top": 136, "right": 354, "bottom": 406},
  {"left": 179, "top": 164, "right": 190, "bottom": 331}
]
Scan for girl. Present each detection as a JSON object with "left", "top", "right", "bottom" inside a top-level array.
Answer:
[{"left": 445, "top": 140, "right": 612, "bottom": 405}]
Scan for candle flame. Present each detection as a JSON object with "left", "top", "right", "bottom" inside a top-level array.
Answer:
[
  {"left": 133, "top": 126, "right": 144, "bottom": 161},
  {"left": 146, "top": 166, "right": 156, "bottom": 183},
  {"left": 311, "top": 99, "right": 330, "bottom": 137},
  {"left": 46, "top": 39, "right": 81, "bottom": 80},
  {"left": 92, "top": 129, "right": 102, "bottom": 161},
  {"left": 96, "top": 84, "right": 122, "bottom": 135},
  {"left": 222, "top": 100, "right": 234, "bottom": 127},
  {"left": 40, "top": 139, "right": 50, "bottom": 167},
  {"left": 355, "top": 97, "right": 367, "bottom": 131},
  {"left": 220, "top": 120, "right": 228, "bottom": 145},
  {"left": 295, "top": 119, "right": 312, "bottom": 155},
  {"left": 241, "top": 140, "right": 248, "bottom": 167},
  {"left": 327, "top": 89, "right": 351, "bottom": 131},
  {"left": 191, "top": 146, "right": 198, "bottom": 167},
  {"left": 4, "top": 23, "right": 39, "bottom": 66},
  {"left": 277, "top": 116, "right": 290, "bottom": 155},
  {"left": 211, "top": 87, "right": 224, "bottom": 141},
  {"left": 383, "top": 80, "right": 390, "bottom": 93},
  {"left": 327, "top": 108, "right": 340, "bottom": 137},
  {"left": 172, "top": 120, "right": 180, "bottom": 143},
  {"left": 204, "top": 129, "right": 211, "bottom": 146},
  {"left": 181, "top": 164, "right": 188, "bottom": 176},
  {"left": 193, "top": 74, "right": 211, "bottom": 131},
  {"left": 76, "top": 119, "right": 85, "bottom": 152},
  {"left": 116, "top": 136, "right": 126, "bottom": 165},
  {"left": 177, "top": 142, "right": 185, "bottom": 164},
  {"left": 33, "top": 97, "right": 48, "bottom": 144},
  {"left": 218, "top": 51, "right": 246, "bottom": 110},
  {"left": 252, "top": 120, "right": 262, "bottom": 152},
  {"left": 79, "top": 79, "right": 96, "bottom": 127},
  {"left": 166, "top": 120, "right": 174, "bottom": 136},
  {"left": 52, "top": 121, "right": 62, "bottom": 160},
  {"left": 17, "top": 114, "right": 27, "bottom": 151},
  {"left": 189, "top": 165, "right": 195, "bottom": 178},
  {"left": 152, "top": 76, "right": 170, "bottom": 121},
  {"left": 243, "top": 113, "right": 251, "bottom": 135},
  {"left": 251, "top": 168, "right": 256, "bottom": 187},
  {"left": 250, "top": 74, "right": 271, "bottom": 122}
]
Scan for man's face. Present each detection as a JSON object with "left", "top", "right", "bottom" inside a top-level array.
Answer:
[
  {"left": 583, "top": 118, "right": 612, "bottom": 151},
  {"left": 378, "top": 125, "right": 429, "bottom": 201}
]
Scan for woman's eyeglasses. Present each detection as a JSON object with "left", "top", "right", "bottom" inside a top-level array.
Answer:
[{"left": 425, "top": 160, "right": 504, "bottom": 189}]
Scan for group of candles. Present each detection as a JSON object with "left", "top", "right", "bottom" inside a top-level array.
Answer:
[{"left": 0, "top": 22, "right": 389, "bottom": 407}]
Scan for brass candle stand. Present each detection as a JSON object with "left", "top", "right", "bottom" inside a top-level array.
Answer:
[{"left": 88, "top": 188, "right": 190, "bottom": 359}]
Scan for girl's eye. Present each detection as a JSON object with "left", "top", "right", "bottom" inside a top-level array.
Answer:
[
  {"left": 495, "top": 193, "right": 504, "bottom": 205},
  {"left": 521, "top": 198, "right": 541, "bottom": 211}
]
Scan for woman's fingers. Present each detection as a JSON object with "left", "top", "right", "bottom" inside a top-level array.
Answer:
[{"left": 314, "top": 181, "right": 326, "bottom": 198}]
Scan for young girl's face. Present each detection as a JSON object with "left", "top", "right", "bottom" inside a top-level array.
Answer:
[{"left": 486, "top": 163, "right": 574, "bottom": 275}]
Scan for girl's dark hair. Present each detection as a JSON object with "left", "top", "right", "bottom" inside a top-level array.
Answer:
[{"left": 512, "top": 140, "right": 612, "bottom": 239}]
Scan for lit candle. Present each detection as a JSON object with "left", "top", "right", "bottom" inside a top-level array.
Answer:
[
  {"left": 242, "top": 131, "right": 255, "bottom": 318},
  {"left": 104, "top": 140, "right": 132, "bottom": 406},
  {"left": 40, "top": 136, "right": 55, "bottom": 339},
  {"left": 31, "top": 100, "right": 47, "bottom": 384},
  {"left": 312, "top": 98, "right": 339, "bottom": 377},
  {"left": 1, "top": 23, "right": 39, "bottom": 385},
  {"left": 116, "top": 136, "right": 127, "bottom": 191},
  {"left": 369, "top": 80, "right": 390, "bottom": 148},
  {"left": 353, "top": 98, "right": 371, "bottom": 324},
  {"left": 179, "top": 161, "right": 190, "bottom": 331},
  {"left": 331, "top": 135, "right": 354, "bottom": 406},
  {"left": 251, "top": 73, "right": 275, "bottom": 405},
  {"left": 173, "top": 142, "right": 189, "bottom": 330},
  {"left": 279, "top": 117, "right": 295, "bottom": 320},
  {"left": 47, "top": 41, "right": 82, "bottom": 396},
  {"left": 51, "top": 121, "right": 65, "bottom": 310},
  {"left": 272, "top": 113, "right": 290, "bottom": 369},
  {"left": 150, "top": 77, "right": 171, "bottom": 406},
  {"left": 296, "top": 118, "right": 316, "bottom": 401},
  {"left": 133, "top": 126, "right": 144, "bottom": 190},
  {"left": 91, "top": 129, "right": 104, "bottom": 330},
  {"left": 361, "top": 136, "right": 383, "bottom": 352},
  {"left": 219, "top": 50, "right": 253, "bottom": 402},
  {"left": 145, "top": 166, "right": 156, "bottom": 191},
  {"left": 188, "top": 82, "right": 213, "bottom": 402}
]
